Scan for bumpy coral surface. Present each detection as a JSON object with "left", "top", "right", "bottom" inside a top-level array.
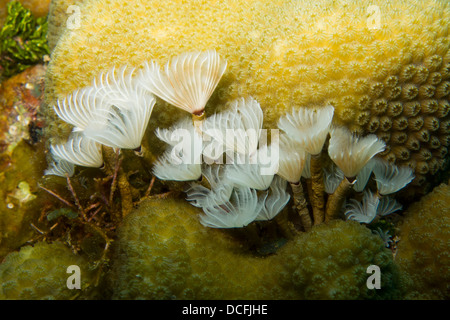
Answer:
[
  {"left": 396, "top": 182, "right": 450, "bottom": 299},
  {"left": 109, "top": 196, "right": 290, "bottom": 300},
  {"left": 109, "top": 196, "right": 403, "bottom": 300},
  {"left": 44, "top": 0, "right": 450, "bottom": 187},
  {"left": 279, "top": 219, "right": 404, "bottom": 300},
  {"left": 0, "top": 241, "right": 94, "bottom": 299}
]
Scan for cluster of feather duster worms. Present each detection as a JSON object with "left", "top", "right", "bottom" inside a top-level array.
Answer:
[{"left": 45, "top": 49, "right": 415, "bottom": 232}]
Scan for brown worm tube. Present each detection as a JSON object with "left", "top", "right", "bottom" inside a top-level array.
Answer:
[
  {"left": 310, "top": 153, "right": 326, "bottom": 225},
  {"left": 290, "top": 181, "right": 312, "bottom": 232},
  {"left": 325, "top": 177, "right": 355, "bottom": 223}
]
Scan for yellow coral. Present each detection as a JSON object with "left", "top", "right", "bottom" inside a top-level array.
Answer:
[{"left": 44, "top": 0, "right": 450, "bottom": 187}]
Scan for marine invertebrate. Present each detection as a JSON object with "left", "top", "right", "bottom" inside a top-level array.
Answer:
[
  {"left": 344, "top": 191, "right": 402, "bottom": 224},
  {"left": 278, "top": 105, "right": 334, "bottom": 156},
  {"left": 44, "top": 157, "right": 75, "bottom": 177},
  {"left": 372, "top": 158, "right": 415, "bottom": 195},
  {"left": 83, "top": 66, "right": 156, "bottom": 150},
  {"left": 278, "top": 105, "right": 334, "bottom": 225},
  {"left": 226, "top": 156, "right": 275, "bottom": 190},
  {"left": 200, "top": 186, "right": 263, "bottom": 228},
  {"left": 202, "top": 96, "right": 264, "bottom": 158},
  {"left": 152, "top": 147, "right": 202, "bottom": 181},
  {"left": 372, "top": 228, "right": 393, "bottom": 248},
  {"left": 345, "top": 190, "right": 379, "bottom": 224},
  {"left": 185, "top": 164, "right": 233, "bottom": 208},
  {"left": 255, "top": 175, "right": 290, "bottom": 221},
  {"left": 326, "top": 127, "right": 385, "bottom": 222},
  {"left": 52, "top": 86, "right": 101, "bottom": 132},
  {"left": 328, "top": 127, "right": 385, "bottom": 179},
  {"left": 109, "top": 196, "right": 292, "bottom": 299},
  {"left": 152, "top": 116, "right": 203, "bottom": 181},
  {"left": 49, "top": 132, "right": 103, "bottom": 168},
  {"left": 279, "top": 219, "right": 404, "bottom": 300},
  {"left": 136, "top": 50, "right": 227, "bottom": 122}
]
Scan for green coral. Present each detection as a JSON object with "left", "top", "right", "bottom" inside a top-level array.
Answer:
[
  {"left": 0, "top": 0, "right": 49, "bottom": 78},
  {"left": 108, "top": 196, "right": 404, "bottom": 300},
  {"left": 396, "top": 182, "right": 450, "bottom": 299},
  {"left": 0, "top": 241, "right": 94, "bottom": 299},
  {"left": 108, "top": 196, "right": 289, "bottom": 300},
  {"left": 279, "top": 220, "right": 405, "bottom": 300}
]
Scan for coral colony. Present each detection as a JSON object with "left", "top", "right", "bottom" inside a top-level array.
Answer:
[{"left": 45, "top": 50, "right": 415, "bottom": 234}]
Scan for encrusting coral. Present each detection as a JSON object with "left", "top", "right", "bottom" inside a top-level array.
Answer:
[
  {"left": 0, "top": 241, "right": 94, "bottom": 299},
  {"left": 108, "top": 196, "right": 404, "bottom": 300},
  {"left": 44, "top": 0, "right": 450, "bottom": 190},
  {"left": 396, "top": 181, "right": 450, "bottom": 299}
]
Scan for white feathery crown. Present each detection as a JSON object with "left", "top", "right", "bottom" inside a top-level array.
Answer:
[
  {"left": 278, "top": 105, "right": 334, "bottom": 155},
  {"left": 199, "top": 187, "right": 263, "bottom": 228},
  {"left": 152, "top": 147, "right": 202, "bottom": 181},
  {"left": 376, "top": 196, "right": 403, "bottom": 217},
  {"left": 324, "top": 165, "right": 344, "bottom": 194},
  {"left": 44, "top": 158, "right": 75, "bottom": 177},
  {"left": 202, "top": 96, "right": 263, "bottom": 158},
  {"left": 345, "top": 190, "right": 379, "bottom": 224},
  {"left": 137, "top": 49, "right": 227, "bottom": 115},
  {"left": 256, "top": 175, "right": 290, "bottom": 221},
  {"left": 83, "top": 66, "right": 156, "bottom": 149},
  {"left": 53, "top": 85, "right": 103, "bottom": 132},
  {"left": 372, "top": 158, "right": 415, "bottom": 195},
  {"left": 50, "top": 132, "right": 103, "bottom": 168},
  {"left": 328, "top": 127, "right": 385, "bottom": 179},
  {"left": 353, "top": 158, "right": 376, "bottom": 192},
  {"left": 276, "top": 134, "right": 307, "bottom": 184},
  {"left": 185, "top": 165, "right": 233, "bottom": 208},
  {"left": 225, "top": 145, "right": 277, "bottom": 190}
]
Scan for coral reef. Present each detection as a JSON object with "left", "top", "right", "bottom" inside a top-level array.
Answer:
[
  {"left": 0, "top": 241, "right": 94, "bottom": 299},
  {"left": 0, "top": 1, "right": 49, "bottom": 78},
  {"left": 44, "top": 0, "right": 450, "bottom": 189},
  {"left": 108, "top": 196, "right": 404, "bottom": 300},
  {"left": 396, "top": 181, "right": 450, "bottom": 299}
]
